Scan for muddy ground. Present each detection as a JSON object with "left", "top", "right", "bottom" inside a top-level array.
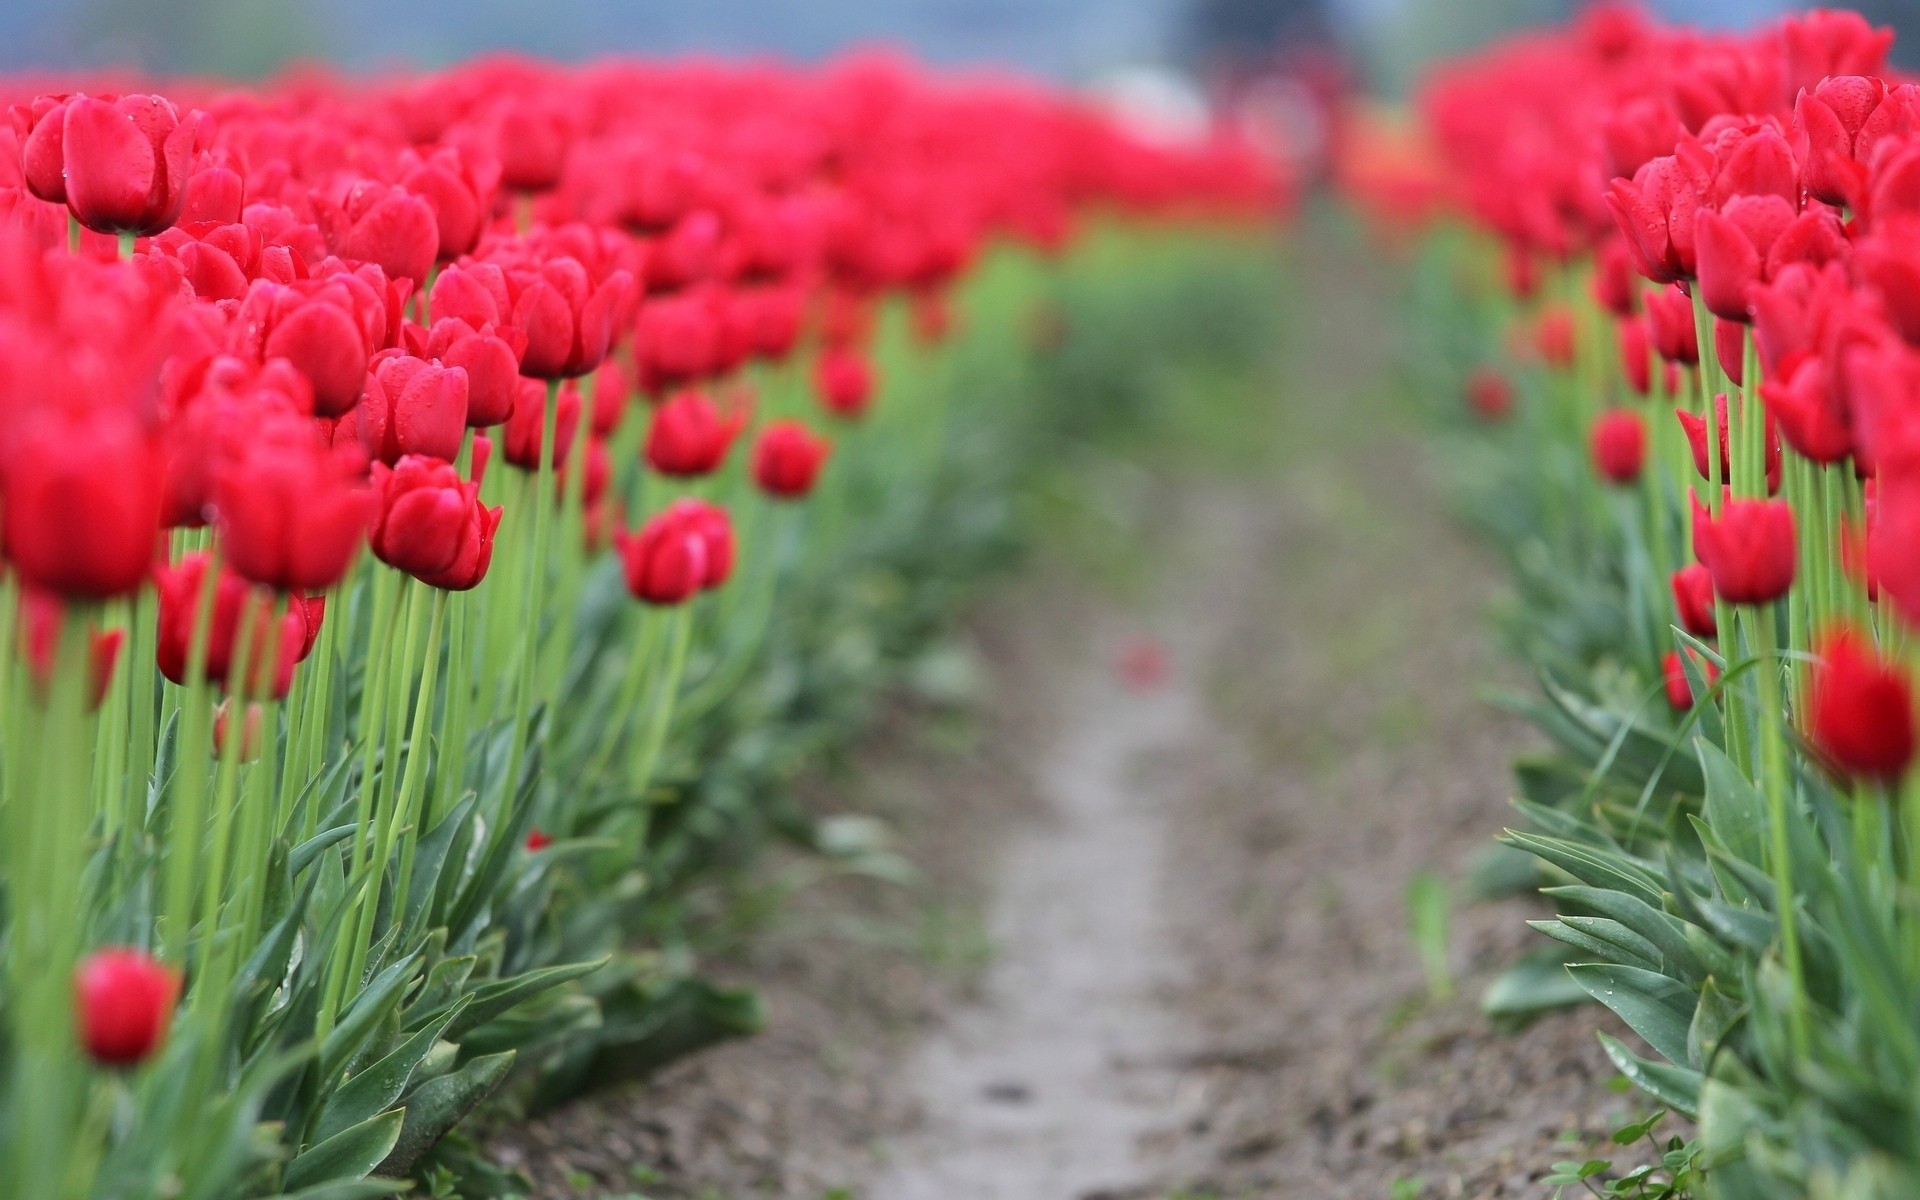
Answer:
[{"left": 494, "top": 228, "right": 1653, "bottom": 1200}]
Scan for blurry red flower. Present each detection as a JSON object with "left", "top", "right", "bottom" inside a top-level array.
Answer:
[
  {"left": 1590, "top": 408, "right": 1645, "bottom": 484},
  {"left": 76, "top": 948, "right": 178, "bottom": 1066},
  {"left": 1696, "top": 498, "right": 1795, "bottom": 605},
  {"left": 1670, "top": 564, "right": 1718, "bottom": 638},
  {"left": 645, "top": 390, "right": 744, "bottom": 478},
  {"left": 1807, "top": 626, "right": 1915, "bottom": 781},
  {"left": 751, "top": 420, "right": 832, "bottom": 499},
  {"left": 816, "top": 345, "right": 875, "bottom": 418}
]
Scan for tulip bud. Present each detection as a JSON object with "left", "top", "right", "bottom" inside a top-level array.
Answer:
[
  {"left": 1808, "top": 626, "right": 1915, "bottom": 780},
  {"left": 20, "top": 591, "right": 123, "bottom": 711},
  {"left": 1670, "top": 564, "right": 1718, "bottom": 638},
  {"left": 368, "top": 455, "right": 503, "bottom": 591},
  {"left": 502, "top": 377, "right": 582, "bottom": 471},
  {"left": 616, "top": 510, "right": 709, "bottom": 605},
  {"left": 644, "top": 390, "right": 744, "bottom": 478},
  {"left": 670, "top": 498, "right": 735, "bottom": 590},
  {"left": 155, "top": 554, "right": 308, "bottom": 699},
  {"left": 425, "top": 318, "right": 524, "bottom": 428},
  {"left": 1662, "top": 648, "right": 1718, "bottom": 711},
  {"left": 213, "top": 424, "right": 371, "bottom": 593},
  {"left": 1589, "top": 408, "right": 1646, "bottom": 484},
  {"left": 751, "top": 420, "right": 832, "bottom": 499},
  {"left": 1675, "top": 393, "right": 1781, "bottom": 494},
  {"left": 1464, "top": 367, "right": 1512, "bottom": 421},
  {"left": 1645, "top": 285, "right": 1699, "bottom": 365},
  {"left": 1696, "top": 498, "right": 1796, "bottom": 605},
  {"left": 212, "top": 698, "right": 266, "bottom": 762},
  {"left": 28, "top": 95, "right": 198, "bottom": 236},
  {"left": 815, "top": 345, "right": 875, "bottom": 418},
  {"left": 4, "top": 403, "right": 165, "bottom": 600},
  {"left": 359, "top": 354, "right": 470, "bottom": 465},
  {"left": 76, "top": 948, "right": 179, "bottom": 1066}
]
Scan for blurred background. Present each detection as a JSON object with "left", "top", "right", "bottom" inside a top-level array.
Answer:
[{"left": 0, "top": 0, "right": 1911, "bottom": 88}]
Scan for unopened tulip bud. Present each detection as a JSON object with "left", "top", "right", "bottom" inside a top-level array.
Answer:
[
  {"left": 76, "top": 948, "right": 179, "bottom": 1066},
  {"left": 1696, "top": 498, "right": 1796, "bottom": 605},
  {"left": 751, "top": 420, "right": 832, "bottom": 499},
  {"left": 1590, "top": 408, "right": 1646, "bottom": 484},
  {"left": 1808, "top": 626, "right": 1916, "bottom": 780}
]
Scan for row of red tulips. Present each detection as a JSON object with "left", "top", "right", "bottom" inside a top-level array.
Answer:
[
  {"left": 0, "top": 53, "right": 1279, "bottom": 1198},
  {"left": 1346, "top": 6, "right": 1920, "bottom": 1197}
]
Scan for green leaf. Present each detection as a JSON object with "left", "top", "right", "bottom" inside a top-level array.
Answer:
[
  {"left": 320, "top": 951, "right": 424, "bottom": 1084},
  {"left": 1568, "top": 963, "right": 1695, "bottom": 1067},
  {"left": 1543, "top": 885, "right": 1707, "bottom": 983},
  {"left": 1405, "top": 870, "right": 1452, "bottom": 1001},
  {"left": 1599, "top": 1032, "right": 1702, "bottom": 1119},
  {"left": 1686, "top": 976, "right": 1744, "bottom": 1070},
  {"left": 1484, "top": 951, "right": 1590, "bottom": 1025},
  {"left": 376, "top": 1050, "right": 517, "bottom": 1176},
  {"left": 283, "top": 1110, "right": 405, "bottom": 1192},
  {"left": 427, "top": 956, "right": 609, "bottom": 1042},
  {"left": 1697, "top": 742, "right": 1767, "bottom": 866},
  {"left": 313, "top": 997, "right": 471, "bottom": 1144}
]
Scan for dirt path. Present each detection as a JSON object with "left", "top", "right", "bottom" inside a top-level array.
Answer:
[
  {"left": 866, "top": 556, "right": 1231, "bottom": 1199},
  {"left": 498, "top": 224, "right": 1644, "bottom": 1199}
]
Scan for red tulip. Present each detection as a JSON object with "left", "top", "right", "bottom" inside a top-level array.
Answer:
[
  {"left": 1465, "top": 366, "right": 1512, "bottom": 421},
  {"left": 213, "top": 423, "right": 371, "bottom": 592},
  {"left": 1696, "top": 498, "right": 1796, "bottom": 606},
  {"left": 398, "top": 144, "right": 500, "bottom": 262},
  {"left": 644, "top": 390, "right": 744, "bottom": 478},
  {"left": 237, "top": 275, "right": 395, "bottom": 418},
  {"left": 634, "top": 291, "right": 722, "bottom": 394},
  {"left": 751, "top": 420, "right": 832, "bottom": 499},
  {"left": 1670, "top": 564, "right": 1718, "bottom": 638},
  {"left": 16, "top": 94, "right": 198, "bottom": 235},
  {"left": 358, "top": 354, "right": 470, "bottom": 464},
  {"left": 1794, "top": 77, "right": 1918, "bottom": 207},
  {"left": 1760, "top": 352, "right": 1852, "bottom": 464},
  {"left": 511, "top": 258, "right": 635, "bottom": 380},
  {"left": 155, "top": 553, "right": 309, "bottom": 699},
  {"left": 1807, "top": 626, "right": 1915, "bottom": 781},
  {"left": 322, "top": 180, "right": 438, "bottom": 287},
  {"left": 1605, "top": 147, "right": 1710, "bottom": 284},
  {"left": 501, "top": 376, "right": 582, "bottom": 471},
  {"left": 526, "top": 828, "right": 553, "bottom": 851},
  {"left": 1618, "top": 315, "right": 1652, "bottom": 395},
  {"left": 1781, "top": 10, "right": 1896, "bottom": 94},
  {"left": 20, "top": 590, "right": 122, "bottom": 711},
  {"left": 1644, "top": 284, "right": 1699, "bottom": 365},
  {"left": 615, "top": 509, "right": 708, "bottom": 606},
  {"left": 368, "top": 452, "right": 503, "bottom": 591},
  {"left": 816, "top": 345, "right": 874, "bottom": 418},
  {"left": 669, "top": 498, "right": 735, "bottom": 590},
  {"left": 3, "top": 404, "right": 164, "bottom": 600},
  {"left": 1675, "top": 393, "right": 1780, "bottom": 495},
  {"left": 1662, "top": 648, "right": 1718, "bottom": 712},
  {"left": 420, "top": 318, "right": 524, "bottom": 429},
  {"left": 76, "top": 948, "right": 178, "bottom": 1066},
  {"left": 1589, "top": 408, "right": 1645, "bottom": 484},
  {"left": 589, "top": 356, "right": 633, "bottom": 437}
]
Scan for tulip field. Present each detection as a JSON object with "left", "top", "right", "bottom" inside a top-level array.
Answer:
[
  {"left": 24, "top": 2, "right": 1920, "bottom": 1197},
  {"left": 1340, "top": 5, "right": 1920, "bottom": 1197},
  {"left": 0, "top": 56, "right": 1279, "bottom": 1200}
]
